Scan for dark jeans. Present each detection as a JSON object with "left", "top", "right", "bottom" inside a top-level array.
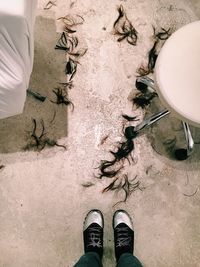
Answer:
[{"left": 74, "top": 252, "right": 143, "bottom": 267}]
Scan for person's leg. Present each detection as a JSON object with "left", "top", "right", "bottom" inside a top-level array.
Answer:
[
  {"left": 74, "top": 252, "right": 102, "bottom": 267},
  {"left": 113, "top": 210, "right": 143, "bottom": 267},
  {"left": 117, "top": 253, "right": 143, "bottom": 267},
  {"left": 73, "top": 209, "right": 104, "bottom": 267}
]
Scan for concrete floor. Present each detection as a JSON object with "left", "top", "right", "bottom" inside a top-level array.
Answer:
[{"left": 0, "top": 0, "right": 200, "bottom": 266}]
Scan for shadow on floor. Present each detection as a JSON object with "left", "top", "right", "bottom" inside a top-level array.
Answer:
[
  {"left": 144, "top": 97, "right": 200, "bottom": 165},
  {"left": 0, "top": 16, "right": 68, "bottom": 154}
]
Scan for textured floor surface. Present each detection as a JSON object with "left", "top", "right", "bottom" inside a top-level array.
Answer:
[{"left": 0, "top": 1, "right": 200, "bottom": 266}]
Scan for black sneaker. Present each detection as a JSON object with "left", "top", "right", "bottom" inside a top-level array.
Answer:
[
  {"left": 113, "top": 210, "right": 134, "bottom": 262},
  {"left": 83, "top": 209, "right": 104, "bottom": 258}
]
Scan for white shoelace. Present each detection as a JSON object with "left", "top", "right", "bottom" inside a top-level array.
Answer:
[
  {"left": 87, "top": 227, "right": 102, "bottom": 248},
  {"left": 116, "top": 227, "right": 131, "bottom": 247}
]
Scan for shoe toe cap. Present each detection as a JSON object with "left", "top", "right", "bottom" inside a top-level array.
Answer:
[
  {"left": 113, "top": 210, "right": 133, "bottom": 230},
  {"left": 84, "top": 209, "right": 104, "bottom": 230}
]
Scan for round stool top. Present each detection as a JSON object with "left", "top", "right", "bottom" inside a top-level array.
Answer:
[{"left": 155, "top": 20, "right": 200, "bottom": 127}]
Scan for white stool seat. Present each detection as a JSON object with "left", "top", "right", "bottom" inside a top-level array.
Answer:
[
  {"left": 155, "top": 21, "right": 200, "bottom": 127},
  {"left": 0, "top": 0, "right": 37, "bottom": 119}
]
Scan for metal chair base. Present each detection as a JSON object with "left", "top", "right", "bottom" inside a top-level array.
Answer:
[{"left": 135, "top": 76, "right": 194, "bottom": 160}]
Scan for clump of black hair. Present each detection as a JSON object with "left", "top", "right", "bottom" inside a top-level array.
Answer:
[
  {"left": 153, "top": 26, "right": 171, "bottom": 40},
  {"left": 98, "top": 126, "right": 137, "bottom": 179},
  {"left": 132, "top": 91, "right": 158, "bottom": 109},
  {"left": 113, "top": 5, "right": 138, "bottom": 46},
  {"left": 55, "top": 32, "right": 78, "bottom": 52},
  {"left": 55, "top": 14, "right": 87, "bottom": 84},
  {"left": 132, "top": 79, "right": 158, "bottom": 109},
  {"left": 137, "top": 27, "right": 171, "bottom": 77},
  {"left": 51, "top": 87, "right": 74, "bottom": 110},
  {"left": 137, "top": 40, "right": 158, "bottom": 76},
  {"left": 44, "top": 1, "right": 56, "bottom": 10},
  {"left": 122, "top": 114, "right": 139, "bottom": 122},
  {"left": 57, "top": 14, "right": 84, "bottom": 33},
  {"left": 25, "top": 119, "right": 66, "bottom": 151},
  {"left": 102, "top": 174, "right": 143, "bottom": 206}
]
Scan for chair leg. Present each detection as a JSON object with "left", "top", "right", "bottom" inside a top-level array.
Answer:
[
  {"left": 175, "top": 122, "right": 194, "bottom": 160},
  {"left": 136, "top": 76, "right": 195, "bottom": 160},
  {"left": 134, "top": 109, "right": 170, "bottom": 133},
  {"left": 136, "top": 76, "right": 156, "bottom": 92}
]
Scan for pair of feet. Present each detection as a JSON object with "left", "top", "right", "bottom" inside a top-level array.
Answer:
[{"left": 83, "top": 209, "right": 134, "bottom": 262}]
